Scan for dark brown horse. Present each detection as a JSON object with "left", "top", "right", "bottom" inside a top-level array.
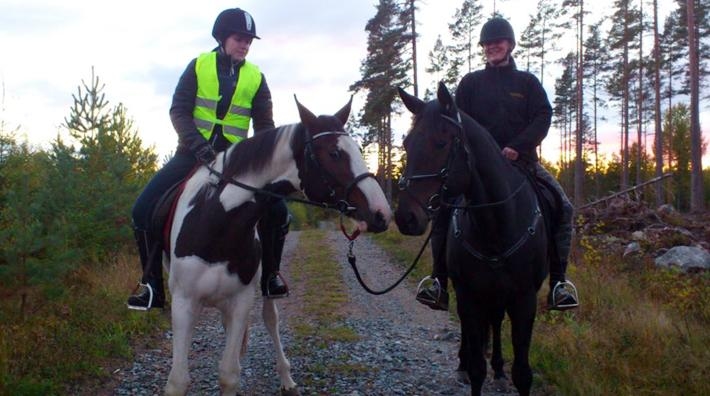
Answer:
[{"left": 395, "top": 82, "right": 548, "bottom": 396}]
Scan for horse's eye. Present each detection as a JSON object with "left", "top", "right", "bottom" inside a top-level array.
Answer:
[
  {"left": 329, "top": 150, "right": 341, "bottom": 160},
  {"left": 434, "top": 140, "right": 447, "bottom": 149}
]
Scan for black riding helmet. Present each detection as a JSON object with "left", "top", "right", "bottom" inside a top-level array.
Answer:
[
  {"left": 479, "top": 17, "right": 515, "bottom": 46},
  {"left": 212, "top": 8, "right": 260, "bottom": 42}
]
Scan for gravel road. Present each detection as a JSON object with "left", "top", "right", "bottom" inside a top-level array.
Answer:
[{"left": 112, "top": 229, "right": 518, "bottom": 395}]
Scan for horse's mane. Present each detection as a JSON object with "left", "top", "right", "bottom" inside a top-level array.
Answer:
[{"left": 221, "top": 123, "right": 302, "bottom": 179}]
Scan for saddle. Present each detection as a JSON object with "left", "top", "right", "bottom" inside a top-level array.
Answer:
[
  {"left": 149, "top": 165, "right": 201, "bottom": 252},
  {"left": 513, "top": 162, "right": 563, "bottom": 259}
]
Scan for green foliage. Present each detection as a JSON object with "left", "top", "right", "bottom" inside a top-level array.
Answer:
[
  {"left": 0, "top": 69, "right": 161, "bottom": 395},
  {"left": 287, "top": 202, "right": 337, "bottom": 230}
]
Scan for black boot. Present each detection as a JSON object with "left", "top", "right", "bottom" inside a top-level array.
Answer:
[
  {"left": 258, "top": 205, "right": 290, "bottom": 299},
  {"left": 416, "top": 276, "right": 449, "bottom": 311},
  {"left": 127, "top": 229, "right": 165, "bottom": 311},
  {"left": 547, "top": 261, "right": 579, "bottom": 311}
]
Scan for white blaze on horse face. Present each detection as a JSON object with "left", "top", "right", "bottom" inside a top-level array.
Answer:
[{"left": 338, "top": 136, "right": 392, "bottom": 231}]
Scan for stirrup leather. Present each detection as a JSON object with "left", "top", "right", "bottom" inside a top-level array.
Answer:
[
  {"left": 416, "top": 276, "right": 443, "bottom": 304},
  {"left": 127, "top": 282, "right": 154, "bottom": 311},
  {"left": 550, "top": 280, "right": 579, "bottom": 308}
]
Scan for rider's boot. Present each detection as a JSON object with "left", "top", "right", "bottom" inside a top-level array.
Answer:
[
  {"left": 127, "top": 229, "right": 166, "bottom": 311},
  {"left": 416, "top": 219, "right": 449, "bottom": 311},
  {"left": 259, "top": 212, "right": 290, "bottom": 299},
  {"left": 547, "top": 260, "right": 579, "bottom": 311}
]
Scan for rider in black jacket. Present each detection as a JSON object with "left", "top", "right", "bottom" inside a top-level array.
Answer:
[
  {"left": 416, "top": 17, "right": 579, "bottom": 312},
  {"left": 127, "top": 8, "right": 291, "bottom": 311}
]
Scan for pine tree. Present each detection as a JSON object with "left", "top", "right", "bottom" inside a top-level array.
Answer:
[
  {"left": 351, "top": 0, "right": 411, "bottom": 199},
  {"left": 447, "top": 0, "right": 484, "bottom": 75}
]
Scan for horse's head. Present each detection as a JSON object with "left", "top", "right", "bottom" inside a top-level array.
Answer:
[
  {"left": 395, "top": 82, "right": 470, "bottom": 236},
  {"left": 293, "top": 96, "right": 391, "bottom": 233}
]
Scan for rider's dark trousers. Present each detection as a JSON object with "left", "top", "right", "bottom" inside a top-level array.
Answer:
[
  {"left": 532, "top": 162, "right": 574, "bottom": 283},
  {"left": 132, "top": 152, "right": 196, "bottom": 286},
  {"left": 429, "top": 161, "right": 575, "bottom": 287}
]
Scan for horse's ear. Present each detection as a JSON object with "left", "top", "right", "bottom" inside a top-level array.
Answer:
[
  {"left": 334, "top": 95, "right": 353, "bottom": 125},
  {"left": 437, "top": 81, "right": 455, "bottom": 115},
  {"left": 398, "top": 87, "right": 425, "bottom": 115},
  {"left": 294, "top": 94, "right": 318, "bottom": 127}
]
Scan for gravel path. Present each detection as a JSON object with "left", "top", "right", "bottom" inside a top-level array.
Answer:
[{"left": 113, "top": 229, "right": 518, "bottom": 395}]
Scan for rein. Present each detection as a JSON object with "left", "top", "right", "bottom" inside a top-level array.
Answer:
[
  {"left": 204, "top": 131, "right": 375, "bottom": 216},
  {"left": 343, "top": 225, "right": 433, "bottom": 295}
]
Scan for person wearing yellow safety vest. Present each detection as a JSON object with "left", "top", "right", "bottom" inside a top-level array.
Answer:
[{"left": 127, "top": 8, "right": 291, "bottom": 311}]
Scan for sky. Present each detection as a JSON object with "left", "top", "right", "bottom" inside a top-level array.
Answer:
[{"left": 1, "top": 0, "right": 706, "bottom": 167}]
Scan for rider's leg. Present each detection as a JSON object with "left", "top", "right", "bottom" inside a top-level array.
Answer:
[
  {"left": 534, "top": 163, "right": 579, "bottom": 310},
  {"left": 127, "top": 152, "right": 196, "bottom": 310},
  {"left": 416, "top": 206, "right": 452, "bottom": 311},
  {"left": 258, "top": 198, "right": 290, "bottom": 298}
]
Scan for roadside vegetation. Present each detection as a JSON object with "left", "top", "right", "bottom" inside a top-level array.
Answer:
[{"left": 371, "top": 216, "right": 710, "bottom": 395}]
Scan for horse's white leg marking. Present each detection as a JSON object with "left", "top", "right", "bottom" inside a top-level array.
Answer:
[
  {"left": 218, "top": 288, "right": 257, "bottom": 395},
  {"left": 262, "top": 298, "right": 297, "bottom": 391},
  {"left": 165, "top": 295, "right": 201, "bottom": 396}
]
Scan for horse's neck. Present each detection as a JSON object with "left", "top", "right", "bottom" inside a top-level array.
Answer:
[
  {"left": 464, "top": 145, "right": 528, "bottom": 238},
  {"left": 218, "top": 126, "right": 300, "bottom": 212},
  {"left": 230, "top": 126, "right": 300, "bottom": 186}
]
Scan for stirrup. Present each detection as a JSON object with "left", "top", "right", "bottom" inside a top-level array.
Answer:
[
  {"left": 127, "top": 282, "right": 154, "bottom": 311},
  {"left": 550, "top": 280, "right": 579, "bottom": 309},
  {"left": 416, "top": 276, "right": 442, "bottom": 304}
]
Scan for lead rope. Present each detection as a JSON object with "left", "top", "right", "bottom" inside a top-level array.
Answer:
[{"left": 342, "top": 218, "right": 433, "bottom": 295}]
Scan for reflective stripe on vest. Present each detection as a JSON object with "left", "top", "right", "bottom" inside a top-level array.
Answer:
[{"left": 193, "top": 52, "right": 262, "bottom": 144}]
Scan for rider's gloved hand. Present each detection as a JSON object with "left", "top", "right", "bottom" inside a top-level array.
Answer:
[{"left": 194, "top": 143, "right": 216, "bottom": 165}]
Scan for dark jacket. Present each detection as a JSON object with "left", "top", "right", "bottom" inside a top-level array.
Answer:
[
  {"left": 454, "top": 57, "right": 552, "bottom": 162},
  {"left": 170, "top": 48, "right": 275, "bottom": 154}
]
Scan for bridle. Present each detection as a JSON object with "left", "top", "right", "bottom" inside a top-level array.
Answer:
[
  {"left": 397, "top": 110, "right": 468, "bottom": 217},
  {"left": 303, "top": 131, "right": 377, "bottom": 215}
]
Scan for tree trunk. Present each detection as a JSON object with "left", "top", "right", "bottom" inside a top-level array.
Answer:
[
  {"left": 410, "top": 0, "right": 419, "bottom": 97},
  {"left": 686, "top": 0, "right": 704, "bottom": 212},
  {"left": 653, "top": 0, "right": 664, "bottom": 206},
  {"left": 574, "top": 0, "right": 585, "bottom": 206}
]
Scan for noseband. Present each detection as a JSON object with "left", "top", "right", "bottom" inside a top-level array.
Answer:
[{"left": 304, "top": 131, "right": 377, "bottom": 214}]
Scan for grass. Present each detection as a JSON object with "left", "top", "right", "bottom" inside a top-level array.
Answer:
[
  {"left": 0, "top": 252, "right": 169, "bottom": 396},
  {"left": 288, "top": 228, "right": 360, "bottom": 345},
  {"left": 286, "top": 228, "right": 373, "bottom": 389},
  {"left": 372, "top": 223, "right": 710, "bottom": 395}
]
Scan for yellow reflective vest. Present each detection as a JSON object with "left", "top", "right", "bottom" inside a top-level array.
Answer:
[{"left": 193, "top": 52, "right": 262, "bottom": 144}]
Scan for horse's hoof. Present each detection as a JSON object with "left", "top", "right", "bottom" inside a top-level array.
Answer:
[
  {"left": 493, "top": 377, "right": 511, "bottom": 392},
  {"left": 455, "top": 370, "right": 470, "bottom": 385},
  {"left": 280, "top": 387, "right": 300, "bottom": 396}
]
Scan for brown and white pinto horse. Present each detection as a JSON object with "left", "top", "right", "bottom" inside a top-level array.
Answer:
[{"left": 164, "top": 97, "right": 391, "bottom": 396}]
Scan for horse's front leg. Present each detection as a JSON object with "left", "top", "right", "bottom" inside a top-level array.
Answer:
[
  {"left": 262, "top": 298, "right": 298, "bottom": 395},
  {"left": 506, "top": 291, "right": 537, "bottom": 396},
  {"left": 456, "top": 289, "right": 488, "bottom": 396},
  {"left": 166, "top": 295, "right": 201, "bottom": 396},
  {"left": 219, "top": 288, "right": 257, "bottom": 395},
  {"left": 490, "top": 309, "right": 507, "bottom": 381}
]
